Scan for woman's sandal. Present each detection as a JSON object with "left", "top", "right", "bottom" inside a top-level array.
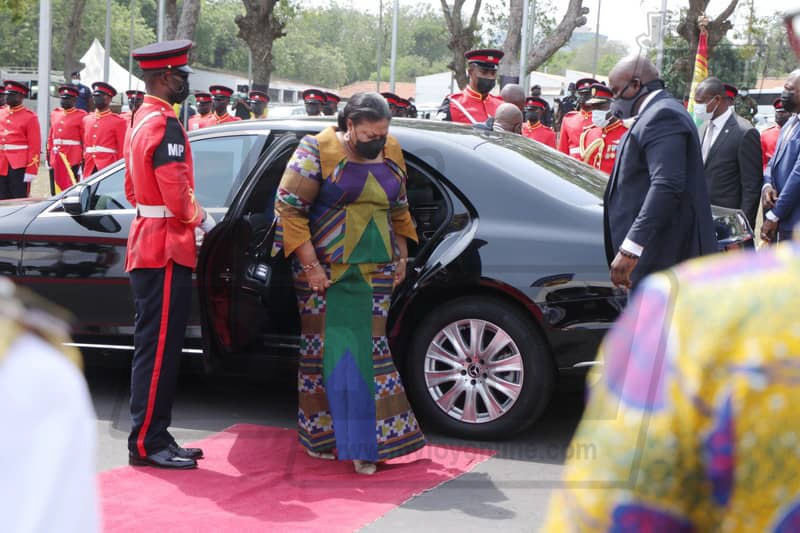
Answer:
[
  {"left": 353, "top": 460, "right": 377, "bottom": 475},
  {"left": 306, "top": 448, "right": 335, "bottom": 460}
]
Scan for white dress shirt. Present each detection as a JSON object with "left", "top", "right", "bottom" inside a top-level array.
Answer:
[{"left": 701, "top": 107, "right": 733, "bottom": 162}]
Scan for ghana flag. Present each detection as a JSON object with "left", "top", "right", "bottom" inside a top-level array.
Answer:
[{"left": 686, "top": 28, "right": 709, "bottom": 127}]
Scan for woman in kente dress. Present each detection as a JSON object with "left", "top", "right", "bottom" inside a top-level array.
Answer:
[{"left": 272, "top": 92, "right": 425, "bottom": 475}]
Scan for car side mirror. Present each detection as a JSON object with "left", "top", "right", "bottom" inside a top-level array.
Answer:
[{"left": 62, "top": 183, "right": 91, "bottom": 216}]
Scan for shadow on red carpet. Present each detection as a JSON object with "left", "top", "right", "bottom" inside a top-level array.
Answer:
[{"left": 99, "top": 423, "right": 495, "bottom": 532}]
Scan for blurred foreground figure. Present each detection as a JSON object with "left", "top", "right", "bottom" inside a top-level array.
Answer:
[{"left": 0, "top": 279, "right": 99, "bottom": 533}]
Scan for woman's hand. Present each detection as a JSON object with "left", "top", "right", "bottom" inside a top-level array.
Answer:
[
  {"left": 393, "top": 258, "right": 407, "bottom": 288},
  {"left": 305, "top": 264, "right": 332, "bottom": 294}
]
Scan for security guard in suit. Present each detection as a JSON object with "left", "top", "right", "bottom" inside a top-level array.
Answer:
[
  {"left": 82, "top": 82, "right": 126, "bottom": 177},
  {"left": 0, "top": 80, "right": 40, "bottom": 199},
  {"left": 126, "top": 39, "right": 216, "bottom": 469},
  {"left": 47, "top": 85, "right": 87, "bottom": 194},
  {"left": 207, "top": 85, "right": 241, "bottom": 125},
  {"left": 436, "top": 48, "right": 504, "bottom": 124}
]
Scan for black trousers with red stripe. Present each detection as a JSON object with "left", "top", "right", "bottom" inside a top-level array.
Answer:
[
  {"left": 0, "top": 167, "right": 27, "bottom": 199},
  {"left": 128, "top": 261, "right": 192, "bottom": 457}
]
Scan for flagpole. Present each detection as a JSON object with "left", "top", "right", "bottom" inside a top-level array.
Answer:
[{"left": 687, "top": 15, "right": 710, "bottom": 126}]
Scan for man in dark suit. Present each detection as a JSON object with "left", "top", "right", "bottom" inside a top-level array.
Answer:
[
  {"left": 694, "top": 77, "right": 762, "bottom": 229},
  {"left": 762, "top": 69, "right": 800, "bottom": 243},
  {"left": 604, "top": 56, "right": 717, "bottom": 288}
]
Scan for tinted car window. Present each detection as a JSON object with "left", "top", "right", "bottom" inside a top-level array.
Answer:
[
  {"left": 91, "top": 166, "right": 130, "bottom": 210},
  {"left": 477, "top": 133, "right": 608, "bottom": 205}
]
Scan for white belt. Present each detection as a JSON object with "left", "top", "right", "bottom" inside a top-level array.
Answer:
[
  {"left": 54, "top": 139, "right": 81, "bottom": 146},
  {"left": 0, "top": 144, "right": 27, "bottom": 151},
  {"left": 86, "top": 146, "right": 117, "bottom": 154},
  {"left": 136, "top": 204, "right": 174, "bottom": 218}
]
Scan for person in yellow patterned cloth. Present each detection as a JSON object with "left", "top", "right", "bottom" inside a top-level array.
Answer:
[
  {"left": 544, "top": 242, "right": 800, "bottom": 531},
  {"left": 272, "top": 91, "right": 425, "bottom": 475}
]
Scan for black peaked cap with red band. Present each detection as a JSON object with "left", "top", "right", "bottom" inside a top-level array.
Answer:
[
  {"left": 397, "top": 98, "right": 411, "bottom": 109},
  {"left": 524, "top": 96, "right": 548, "bottom": 110},
  {"left": 209, "top": 85, "right": 234, "bottom": 98},
  {"left": 465, "top": 48, "right": 504, "bottom": 70},
  {"left": 194, "top": 91, "right": 212, "bottom": 103},
  {"left": 58, "top": 85, "right": 80, "bottom": 98},
  {"left": 324, "top": 92, "right": 341, "bottom": 103},
  {"left": 132, "top": 39, "right": 193, "bottom": 73},
  {"left": 381, "top": 92, "right": 400, "bottom": 106},
  {"left": 585, "top": 83, "right": 614, "bottom": 104},
  {"left": 723, "top": 83, "right": 738, "bottom": 99},
  {"left": 774, "top": 97, "right": 784, "bottom": 110},
  {"left": 125, "top": 90, "right": 145, "bottom": 99},
  {"left": 249, "top": 90, "right": 269, "bottom": 103},
  {"left": 92, "top": 81, "right": 117, "bottom": 98},
  {"left": 302, "top": 89, "right": 326, "bottom": 103},
  {"left": 3, "top": 80, "right": 29, "bottom": 96},
  {"left": 575, "top": 78, "right": 599, "bottom": 93}
]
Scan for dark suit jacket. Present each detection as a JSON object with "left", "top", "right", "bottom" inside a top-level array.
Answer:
[
  {"left": 604, "top": 91, "right": 717, "bottom": 286},
  {"left": 764, "top": 115, "right": 800, "bottom": 231},
  {"left": 699, "top": 112, "right": 762, "bottom": 228}
]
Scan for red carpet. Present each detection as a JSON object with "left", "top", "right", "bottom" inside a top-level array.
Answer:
[{"left": 99, "top": 424, "right": 495, "bottom": 532}]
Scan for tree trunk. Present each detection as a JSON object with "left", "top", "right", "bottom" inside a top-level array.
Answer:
[
  {"left": 676, "top": 0, "right": 740, "bottom": 87},
  {"left": 498, "top": 0, "right": 524, "bottom": 80},
  {"left": 528, "top": 0, "right": 587, "bottom": 72},
  {"left": 175, "top": 0, "right": 202, "bottom": 41},
  {"left": 236, "top": 0, "right": 289, "bottom": 89},
  {"left": 165, "top": 0, "right": 179, "bottom": 40},
  {"left": 440, "top": 0, "right": 483, "bottom": 90},
  {"left": 62, "top": 0, "right": 88, "bottom": 80}
]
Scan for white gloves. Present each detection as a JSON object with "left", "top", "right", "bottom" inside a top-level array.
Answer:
[{"left": 200, "top": 210, "right": 216, "bottom": 233}]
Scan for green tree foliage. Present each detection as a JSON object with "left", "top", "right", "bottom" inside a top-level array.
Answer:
[{"left": 193, "top": 0, "right": 249, "bottom": 73}]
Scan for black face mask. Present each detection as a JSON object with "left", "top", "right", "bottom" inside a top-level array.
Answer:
[
  {"left": 168, "top": 75, "right": 190, "bottom": 105},
  {"left": 5, "top": 93, "right": 21, "bottom": 107},
  {"left": 476, "top": 77, "right": 496, "bottom": 95},
  {"left": 213, "top": 99, "right": 228, "bottom": 114},
  {"left": 610, "top": 79, "right": 664, "bottom": 119},
  {"left": 92, "top": 94, "right": 108, "bottom": 109},
  {"left": 352, "top": 135, "right": 386, "bottom": 159},
  {"left": 306, "top": 103, "right": 321, "bottom": 116},
  {"left": 525, "top": 111, "right": 541, "bottom": 123},
  {"left": 776, "top": 112, "right": 790, "bottom": 127},
  {"left": 781, "top": 90, "right": 797, "bottom": 114},
  {"left": 60, "top": 97, "right": 75, "bottom": 110}
]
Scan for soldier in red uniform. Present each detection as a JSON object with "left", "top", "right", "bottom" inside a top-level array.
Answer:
[
  {"left": 47, "top": 85, "right": 86, "bottom": 194},
  {"left": 248, "top": 90, "right": 269, "bottom": 119},
  {"left": 120, "top": 90, "right": 145, "bottom": 127},
  {"left": 188, "top": 91, "right": 212, "bottom": 130},
  {"left": 0, "top": 81, "right": 40, "bottom": 199},
  {"left": 579, "top": 83, "right": 628, "bottom": 176},
  {"left": 381, "top": 92, "right": 402, "bottom": 117},
  {"left": 762, "top": 97, "right": 789, "bottom": 171},
  {"left": 125, "top": 39, "right": 215, "bottom": 469},
  {"left": 521, "top": 96, "right": 556, "bottom": 148},
  {"left": 302, "top": 89, "right": 325, "bottom": 116},
  {"left": 206, "top": 85, "right": 241, "bottom": 126},
  {"left": 436, "top": 48, "right": 505, "bottom": 124},
  {"left": 557, "top": 77, "right": 598, "bottom": 159},
  {"left": 82, "top": 82, "right": 126, "bottom": 177},
  {"left": 323, "top": 91, "right": 340, "bottom": 116}
]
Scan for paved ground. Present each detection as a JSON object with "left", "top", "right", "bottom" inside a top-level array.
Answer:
[{"left": 86, "top": 357, "right": 587, "bottom": 532}]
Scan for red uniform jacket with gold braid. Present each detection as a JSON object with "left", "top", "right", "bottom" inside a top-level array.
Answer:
[
  {"left": 203, "top": 112, "right": 241, "bottom": 127},
  {"left": 82, "top": 110, "right": 126, "bottom": 177},
  {"left": 47, "top": 107, "right": 86, "bottom": 167},
  {"left": 187, "top": 113, "right": 210, "bottom": 131},
  {"left": 579, "top": 120, "right": 628, "bottom": 176},
  {"left": 124, "top": 95, "right": 203, "bottom": 272},
  {"left": 557, "top": 110, "right": 592, "bottom": 159},
  {"left": 761, "top": 124, "right": 781, "bottom": 171},
  {"left": 440, "top": 86, "right": 503, "bottom": 124},
  {"left": 522, "top": 121, "right": 556, "bottom": 149},
  {"left": 0, "top": 104, "right": 41, "bottom": 179}
]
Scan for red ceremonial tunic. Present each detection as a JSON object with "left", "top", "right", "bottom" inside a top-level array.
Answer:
[
  {"left": 522, "top": 121, "right": 556, "bottom": 148},
  {"left": 205, "top": 112, "right": 241, "bottom": 127},
  {"left": 124, "top": 95, "right": 203, "bottom": 271},
  {"left": 0, "top": 104, "right": 41, "bottom": 179},
  {"left": 445, "top": 86, "right": 503, "bottom": 124},
  {"left": 188, "top": 113, "right": 210, "bottom": 131},
  {"left": 579, "top": 120, "right": 628, "bottom": 175},
  {"left": 557, "top": 110, "right": 592, "bottom": 159},
  {"left": 761, "top": 124, "right": 781, "bottom": 171},
  {"left": 47, "top": 107, "right": 86, "bottom": 167},
  {"left": 82, "top": 110, "right": 126, "bottom": 176}
]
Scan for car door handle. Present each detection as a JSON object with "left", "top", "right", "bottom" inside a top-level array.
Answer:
[{"left": 219, "top": 270, "right": 232, "bottom": 282}]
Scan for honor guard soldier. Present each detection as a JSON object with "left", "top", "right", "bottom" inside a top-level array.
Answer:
[
  {"left": 47, "top": 85, "right": 86, "bottom": 194},
  {"left": 0, "top": 91, "right": 6, "bottom": 109},
  {"left": 188, "top": 91, "right": 212, "bottom": 130},
  {"left": 522, "top": 96, "right": 556, "bottom": 148},
  {"left": 558, "top": 77, "right": 597, "bottom": 159},
  {"left": 120, "top": 89, "right": 145, "bottom": 126},
  {"left": 302, "top": 88, "right": 326, "bottom": 116},
  {"left": 762, "top": 97, "right": 789, "bottom": 171},
  {"left": 249, "top": 90, "right": 269, "bottom": 119},
  {"left": 579, "top": 83, "right": 628, "bottom": 176},
  {"left": 437, "top": 48, "right": 504, "bottom": 124},
  {"left": 323, "top": 91, "right": 340, "bottom": 116},
  {"left": 397, "top": 98, "right": 412, "bottom": 117},
  {"left": 125, "top": 39, "right": 216, "bottom": 469},
  {"left": 407, "top": 103, "right": 418, "bottom": 118},
  {"left": 207, "top": 85, "right": 241, "bottom": 125},
  {"left": 0, "top": 278, "right": 99, "bottom": 532},
  {"left": 82, "top": 82, "right": 125, "bottom": 177},
  {"left": 381, "top": 92, "right": 403, "bottom": 117},
  {"left": 0, "top": 81, "right": 41, "bottom": 199}
]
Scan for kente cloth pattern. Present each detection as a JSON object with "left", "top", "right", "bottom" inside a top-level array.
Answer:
[{"left": 544, "top": 243, "right": 800, "bottom": 532}]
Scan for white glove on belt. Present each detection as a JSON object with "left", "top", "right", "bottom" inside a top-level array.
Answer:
[{"left": 199, "top": 211, "right": 216, "bottom": 233}]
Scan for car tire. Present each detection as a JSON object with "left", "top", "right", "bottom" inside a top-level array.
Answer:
[{"left": 405, "top": 296, "right": 554, "bottom": 440}]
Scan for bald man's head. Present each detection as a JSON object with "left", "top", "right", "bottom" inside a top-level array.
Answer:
[
  {"left": 494, "top": 103, "right": 523, "bottom": 133},
  {"left": 608, "top": 55, "right": 662, "bottom": 117},
  {"left": 500, "top": 83, "right": 526, "bottom": 111}
]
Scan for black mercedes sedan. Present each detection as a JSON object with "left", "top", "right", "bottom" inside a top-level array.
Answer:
[{"left": 3, "top": 119, "right": 752, "bottom": 440}]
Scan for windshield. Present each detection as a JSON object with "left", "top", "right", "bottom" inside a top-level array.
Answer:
[{"left": 475, "top": 132, "right": 609, "bottom": 204}]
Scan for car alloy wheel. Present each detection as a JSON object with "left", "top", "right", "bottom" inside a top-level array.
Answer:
[{"left": 424, "top": 319, "right": 524, "bottom": 424}]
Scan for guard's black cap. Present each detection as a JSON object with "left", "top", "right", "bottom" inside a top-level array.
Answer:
[
  {"left": 575, "top": 78, "right": 599, "bottom": 93},
  {"left": 303, "top": 89, "right": 326, "bottom": 103},
  {"left": 380, "top": 92, "right": 401, "bottom": 107},
  {"left": 3, "top": 80, "right": 29, "bottom": 96},
  {"left": 464, "top": 49, "right": 504, "bottom": 70},
  {"left": 92, "top": 81, "right": 117, "bottom": 98},
  {"left": 209, "top": 85, "right": 234, "bottom": 98},
  {"left": 132, "top": 39, "right": 193, "bottom": 73}
]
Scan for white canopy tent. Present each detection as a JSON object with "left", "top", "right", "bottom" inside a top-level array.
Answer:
[{"left": 79, "top": 39, "right": 143, "bottom": 98}]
